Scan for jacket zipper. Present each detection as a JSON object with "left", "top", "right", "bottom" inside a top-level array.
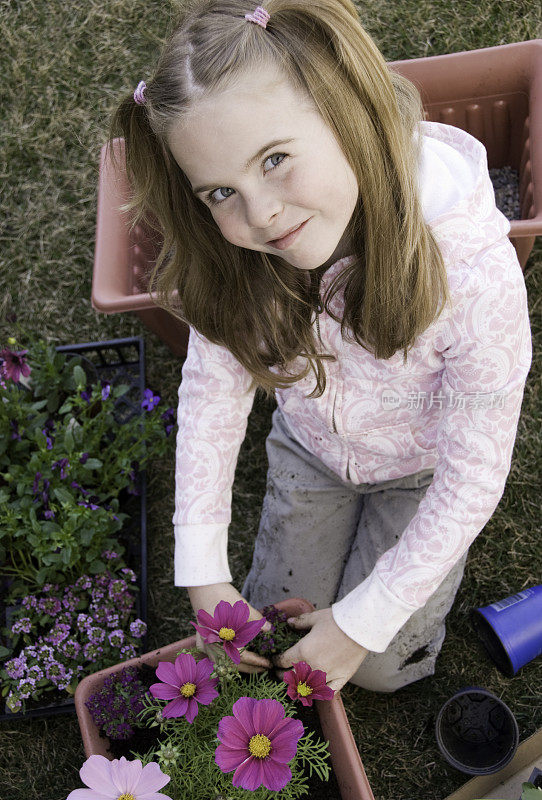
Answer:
[
  {"left": 314, "top": 299, "right": 338, "bottom": 434},
  {"left": 314, "top": 298, "right": 324, "bottom": 343}
]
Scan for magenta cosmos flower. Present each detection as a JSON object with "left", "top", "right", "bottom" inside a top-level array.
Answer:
[
  {"left": 215, "top": 696, "right": 304, "bottom": 791},
  {"left": 191, "top": 600, "right": 265, "bottom": 664},
  {"left": 149, "top": 653, "right": 218, "bottom": 721},
  {"left": 0, "top": 348, "right": 31, "bottom": 382},
  {"left": 283, "top": 661, "right": 335, "bottom": 706},
  {"left": 66, "top": 754, "right": 170, "bottom": 800}
]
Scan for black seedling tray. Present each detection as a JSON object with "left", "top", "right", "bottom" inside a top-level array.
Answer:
[{"left": 0, "top": 337, "right": 149, "bottom": 720}]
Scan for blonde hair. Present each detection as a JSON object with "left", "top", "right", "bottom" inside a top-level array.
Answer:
[{"left": 108, "top": 0, "right": 449, "bottom": 398}]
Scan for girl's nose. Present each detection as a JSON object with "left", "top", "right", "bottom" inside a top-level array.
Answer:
[{"left": 244, "top": 191, "right": 284, "bottom": 230}]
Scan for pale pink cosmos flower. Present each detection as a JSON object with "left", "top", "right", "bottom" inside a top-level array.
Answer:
[
  {"left": 66, "top": 754, "right": 170, "bottom": 800},
  {"left": 283, "top": 661, "right": 335, "bottom": 706},
  {"left": 191, "top": 600, "right": 265, "bottom": 664},
  {"left": 215, "top": 696, "right": 304, "bottom": 791},
  {"left": 149, "top": 653, "right": 218, "bottom": 721}
]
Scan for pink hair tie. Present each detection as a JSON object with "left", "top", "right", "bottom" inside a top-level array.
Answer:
[
  {"left": 244, "top": 5, "right": 270, "bottom": 28},
  {"left": 134, "top": 80, "right": 147, "bottom": 105}
]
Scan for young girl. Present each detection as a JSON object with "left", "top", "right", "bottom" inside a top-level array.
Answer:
[{"left": 109, "top": 0, "right": 532, "bottom": 693}]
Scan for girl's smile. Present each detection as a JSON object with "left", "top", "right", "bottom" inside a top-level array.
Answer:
[{"left": 166, "top": 64, "right": 359, "bottom": 271}]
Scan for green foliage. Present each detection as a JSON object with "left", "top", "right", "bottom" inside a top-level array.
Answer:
[
  {"left": 0, "top": 339, "right": 173, "bottom": 597},
  {"left": 130, "top": 668, "right": 331, "bottom": 800}
]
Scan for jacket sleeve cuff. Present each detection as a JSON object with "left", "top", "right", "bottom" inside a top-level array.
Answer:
[
  {"left": 331, "top": 569, "right": 416, "bottom": 652},
  {"left": 174, "top": 523, "right": 232, "bottom": 586}
]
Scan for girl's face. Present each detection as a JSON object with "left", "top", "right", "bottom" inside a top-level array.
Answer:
[{"left": 167, "top": 65, "right": 359, "bottom": 271}]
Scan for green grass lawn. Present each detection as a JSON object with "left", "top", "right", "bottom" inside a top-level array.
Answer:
[{"left": 1, "top": 0, "right": 541, "bottom": 798}]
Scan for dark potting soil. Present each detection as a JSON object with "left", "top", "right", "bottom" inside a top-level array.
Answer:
[
  {"left": 292, "top": 701, "right": 342, "bottom": 800},
  {"left": 102, "top": 663, "right": 342, "bottom": 798}
]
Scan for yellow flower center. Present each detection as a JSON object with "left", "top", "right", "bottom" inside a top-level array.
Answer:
[
  {"left": 297, "top": 681, "right": 313, "bottom": 697},
  {"left": 248, "top": 734, "right": 272, "bottom": 759},
  {"left": 117, "top": 795, "right": 136, "bottom": 800},
  {"left": 218, "top": 626, "right": 236, "bottom": 641},
  {"left": 180, "top": 682, "right": 197, "bottom": 697}
]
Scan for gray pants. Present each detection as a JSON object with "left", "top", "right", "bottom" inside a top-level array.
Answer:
[{"left": 242, "top": 407, "right": 467, "bottom": 692}]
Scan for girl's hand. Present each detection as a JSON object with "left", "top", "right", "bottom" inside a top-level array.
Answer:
[
  {"left": 186, "top": 582, "right": 273, "bottom": 674},
  {"left": 272, "top": 607, "right": 369, "bottom": 692}
]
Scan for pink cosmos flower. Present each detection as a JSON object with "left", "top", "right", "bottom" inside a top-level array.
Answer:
[
  {"left": 149, "top": 653, "right": 218, "bottom": 721},
  {"left": 0, "top": 348, "right": 31, "bottom": 382},
  {"left": 191, "top": 600, "right": 265, "bottom": 664},
  {"left": 66, "top": 754, "right": 170, "bottom": 800},
  {"left": 283, "top": 661, "right": 335, "bottom": 706},
  {"left": 215, "top": 696, "right": 304, "bottom": 791}
]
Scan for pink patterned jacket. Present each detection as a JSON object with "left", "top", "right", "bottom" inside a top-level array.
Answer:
[{"left": 173, "top": 121, "right": 532, "bottom": 652}]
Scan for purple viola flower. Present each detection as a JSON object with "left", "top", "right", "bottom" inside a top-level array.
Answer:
[
  {"left": 79, "top": 452, "right": 89, "bottom": 465},
  {"left": 38, "top": 597, "right": 61, "bottom": 616},
  {"left": 191, "top": 600, "right": 266, "bottom": 665},
  {"left": 27, "top": 665, "right": 44, "bottom": 683},
  {"left": 5, "top": 657, "right": 26, "bottom": 680},
  {"left": 51, "top": 458, "right": 70, "bottom": 479},
  {"left": 17, "top": 679, "right": 35, "bottom": 700},
  {"left": 160, "top": 407, "right": 176, "bottom": 436},
  {"left": 77, "top": 500, "right": 100, "bottom": 511},
  {"left": 0, "top": 348, "right": 31, "bottom": 382},
  {"left": 61, "top": 638, "right": 82, "bottom": 659},
  {"left": 44, "top": 623, "right": 71, "bottom": 646},
  {"left": 75, "top": 576, "right": 92, "bottom": 591},
  {"left": 61, "top": 593, "right": 80, "bottom": 612},
  {"left": 10, "top": 419, "right": 21, "bottom": 440},
  {"left": 11, "top": 618, "right": 32, "bottom": 635},
  {"left": 215, "top": 697, "right": 305, "bottom": 791},
  {"left": 109, "top": 579, "right": 127, "bottom": 596},
  {"left": 80, "top": 389, "right": 92, "bottom": 403},
  {"left": 101, "top": 382, "right": 111, "bottom": 401},
  {"left": 89, "top": 604, "right": 107, "bottom": 624},
  {"left": 22, "top": 595, "right": 38, "bottom": 611},
  {"left": 41, "top": 429, "right": 54, "bottom": 450},
  {"left": 44, "top": 661, "right": 63, "bottom": 682},
  {"left": 88, "top": 627, "right": 105, "bottom": 645},
  {"left": 57, "top": 667, "right": 74, "bottom": 691},
  {"left": 42, "top": 508, "right": 55, "bottom": 520},
  {"left": 106, "top": 613, "right": 120, "bottom": 629},
  {"left": 141, "top": 387, "right": 160, "bottom": 411},
  {"left": 108, "top": 629, "right": 125, "bottom": 647},
  {"left": 119, "top": 644, "right": 137, "bottom": 660},
  {"left": 129, "top": 619, "right": 147, "bottom": 638},
  {"left": 76, "top": 613, "right": 92, "bottom": 631},
  {"left": 32, "top": 472, "right": 42, "bottom": 495},
  {"left": 6, "top": 693, "right": 22, "bottom": 713},
  {"left": 149, "top": 654, "right": 218, "bottom": 722},
  {"left": 83, "top": 642, "right": 104, "bottom": 662}
]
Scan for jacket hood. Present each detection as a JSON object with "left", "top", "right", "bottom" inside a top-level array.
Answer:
[
  {"left": 418, "top": 120, "right": 511, "bottom": 284},
  {"left": 323, "top": 120, "right": 511, "bottom": 294}
]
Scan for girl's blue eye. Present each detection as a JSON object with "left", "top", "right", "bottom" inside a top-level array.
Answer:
[{"left": 206, "top": 153, "right": 288, "bottom": 206}]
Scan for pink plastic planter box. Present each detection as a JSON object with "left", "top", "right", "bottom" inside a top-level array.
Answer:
[
  {"left": 74, "top": 597, "right": 375, "bottom": 800},
  {"left": 92, "top": 39, "right": 542, "bottom": 356}
]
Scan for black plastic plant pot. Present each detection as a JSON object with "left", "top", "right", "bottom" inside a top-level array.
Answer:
[
  {"left": 0, "top": 337, "right": 148, "bottom": 721},
  {"left": 435, "top": 687, "right": 519, "bottom": 776}
]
